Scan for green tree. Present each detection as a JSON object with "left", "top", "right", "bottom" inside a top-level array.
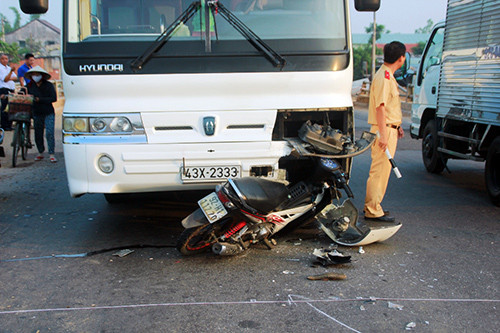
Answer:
[
  {"left": 0, "top": 41, "right": 21, "bottom": 62},
  {"left": 411, "top": 41, "right": 427, "bottom": 56},
  {"left": 0, "top": 10, "right": 46, "bottom": 60},
  {"left": 20, "top": 36, "right": 44, "bottom": 56},
  {"left": 10, "top": 7, "right": 22, "bottom": 31},
  {"left": 0, "top": 7, "right": 22, "bottom": 34},
  {"left": 0, "top": 15, "right": 14, "bottom": 35},
  {"left": 30, "top": 14, "right": 42, "bottom": 21},
  {"left": 415, "top": 19, "right": 434, "bottom": 34},
  {"left": 353, "top": 44, "right": 383, "bottom": 80},
  {"left": 365, "top": 23, "right": 390, "bottom": 43}
]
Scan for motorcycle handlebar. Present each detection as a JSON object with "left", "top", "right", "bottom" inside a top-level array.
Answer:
[
  {"left": 332, "top": 170, "right": 354, "bottom": 198},
  {"left": 342, "top": 183, "right": 354, "bottom": 198}
]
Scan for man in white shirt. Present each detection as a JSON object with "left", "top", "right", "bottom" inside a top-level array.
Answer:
[{"left": 0, "top": 53, "right": 17, "bottom": 130}]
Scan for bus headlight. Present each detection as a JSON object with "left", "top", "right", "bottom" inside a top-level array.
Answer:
[
  {"left": 62, "top": 114, "right": 144, "bottom": 135},
  {"left": 110, "top": 117, "right": 132, "bottom": 132},
  {"left": 63, "top": 117, "right": 89, "bottom": 132},
  {"left": 92, "top": 118, "right": 107, "bottom": 132},
  {"left": 98, "top": 155, "right": 114, "bottom": 174}
]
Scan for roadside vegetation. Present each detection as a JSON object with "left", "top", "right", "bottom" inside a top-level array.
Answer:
[{"left": 0, "top": 6, "right": 44, "bottom": 62}]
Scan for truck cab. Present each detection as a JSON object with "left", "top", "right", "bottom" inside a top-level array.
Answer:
[
  {"left": 408, "top": 0, "right": 500, "bottom": 206},
  {"left": 410, "top": 21, "right": 445, "bottom": 140}
]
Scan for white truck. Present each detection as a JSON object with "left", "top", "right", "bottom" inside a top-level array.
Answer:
[{"left": 410, "top": 0, "right": 500, "bottom": 206}]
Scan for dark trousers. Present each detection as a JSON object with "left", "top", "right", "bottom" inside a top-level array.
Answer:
[
  {"left": 0, "top": 87, "right": 14, "bottom": 129},
  {"left": 33, "top": 113, "right": 55, "bottom": 154}
]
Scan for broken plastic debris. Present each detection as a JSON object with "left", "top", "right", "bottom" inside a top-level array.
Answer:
[
  {"left": 307, "top": 272, "right": 347, "bottom": 281},
  {"left": 282, "top": 270, "right": 295, "bottom": 275},
  {"left": 312, "top": 248, "right": 351, "bottom": 266},
  {"left": 112, "top": 249, "right": 134, "bottom": 257},
  {"left": 359, "top": 305, "right": 366, "bottom": 311},
  {"left": 388, "top": 301, "right": 404, "bottom": 310},
  {"left": 405, "top": 322, "right": 416, "bottom": 330},
  {"left": 358, "top": 246, "right": 365, "bottom": 254}
]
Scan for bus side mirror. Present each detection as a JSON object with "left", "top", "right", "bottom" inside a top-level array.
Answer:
[
  {"left": 354, "top": 0, "right": 381, "bottom": 12},
  {"left": 19, "top": 0, "right": 48, "bottom": 14}
]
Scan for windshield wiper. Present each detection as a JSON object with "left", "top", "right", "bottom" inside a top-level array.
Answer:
[
  {"left": 209, "top": 0, "right": 286, "bottom": 69},
  {"left": 131, "top": 0, "right": 286, "bottom": 71},
  {"left": 131, "top": 1, "right": 201, "bottom": 71}
]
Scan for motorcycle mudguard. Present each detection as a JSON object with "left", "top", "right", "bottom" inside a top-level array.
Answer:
[
  {"left": 315, "top": 199, "right": 401, "bottom": 246},
  {"left": 286, "top": 131, "right": 376, "bottom": 159},
  {"left": 181, "top": 208, "right": 209, "bottom": 228}
]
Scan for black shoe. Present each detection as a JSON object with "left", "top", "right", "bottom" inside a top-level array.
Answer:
[
  {"left": 364, "top": 210, "right": 390, "bottom": 216},
  {"left": 364, "top": 215, "right": 396, "bottom": 222}
]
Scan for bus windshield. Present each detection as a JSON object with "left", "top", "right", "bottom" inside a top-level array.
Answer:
[{"left": 66, "top": 0, "right": 347, "bottom": 52}]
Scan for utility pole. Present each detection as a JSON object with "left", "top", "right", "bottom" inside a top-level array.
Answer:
[
  {"left": 1, "top": 18, "right": 5, "bottom": 42},
  {"left": 371, "top": 12, "right": 376, "bottom": 81}
]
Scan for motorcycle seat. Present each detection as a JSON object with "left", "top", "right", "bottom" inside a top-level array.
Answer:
[{"left": 231, "top": 177, "right": 289, "bottom": 214}]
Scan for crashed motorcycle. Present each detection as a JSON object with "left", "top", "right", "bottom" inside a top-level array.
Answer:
[{"left": 177, "top": 123, "right": 402, "bottom": 256}]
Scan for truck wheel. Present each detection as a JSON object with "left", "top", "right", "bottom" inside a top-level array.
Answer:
[
  {"left": 485, "top": 137, "right": 500, "bottom": 206},
  {"left": 422, "top": 120, "right": 446, "bottom": 173}
]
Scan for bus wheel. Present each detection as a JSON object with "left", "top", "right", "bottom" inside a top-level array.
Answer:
[
  {"left": 422, "top": 120, "right": 446, "bottom": 173},
  {"left": 485, "top": 137, "right": 500, "bottom": 206}
]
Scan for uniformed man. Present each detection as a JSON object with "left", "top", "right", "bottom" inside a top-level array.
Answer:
[{"left": 364, "top": 41, "right": 406, "bottom": 222}]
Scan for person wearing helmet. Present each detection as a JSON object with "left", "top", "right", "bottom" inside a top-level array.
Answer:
[{"left": 25, "top": 66, "right": 58, "bottom": 163}]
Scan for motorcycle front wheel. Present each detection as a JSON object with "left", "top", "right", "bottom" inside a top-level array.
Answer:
[{"left": 177, "top": 219, "right": 233, "bottom": 255}]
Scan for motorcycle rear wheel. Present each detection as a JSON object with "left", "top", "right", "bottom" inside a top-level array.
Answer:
[{"left": 177, "top": 220, "right": 233, "bottom": 255}]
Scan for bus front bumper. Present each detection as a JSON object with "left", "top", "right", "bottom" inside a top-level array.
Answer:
[{"left": 63, "top": 141, "right": 291, "bottom": 197}]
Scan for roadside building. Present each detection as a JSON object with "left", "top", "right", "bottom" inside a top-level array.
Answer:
[
  {"left": 4, "top": 19, "right": 61, "bottom": 80},
  {"left": 352, "top": 33, "right": 429, "bottom": 53}
]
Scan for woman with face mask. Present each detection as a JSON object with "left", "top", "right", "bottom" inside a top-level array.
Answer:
[{"left": 25, "top": 66, "right": 58, "bottom": 163}]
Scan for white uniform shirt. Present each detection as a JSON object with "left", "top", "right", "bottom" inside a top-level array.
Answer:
[{"left": 0, "top": 63, "right": 17, "bottom": 90}]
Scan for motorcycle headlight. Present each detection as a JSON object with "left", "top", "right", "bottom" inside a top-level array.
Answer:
[{"left": 320, "top": 158, "right": 340, "bottom": 172}]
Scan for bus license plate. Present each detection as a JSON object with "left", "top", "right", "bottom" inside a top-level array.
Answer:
[
  {"left": 181, "top": 166, "right": 241, "bottom": 182},
  {"left": 198, "top": 192, "right": 228, "bottom": 223}
]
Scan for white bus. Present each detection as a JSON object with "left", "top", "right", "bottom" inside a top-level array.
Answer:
[{"left": 20, "top": 0, "right": 379, "bottom": 200}]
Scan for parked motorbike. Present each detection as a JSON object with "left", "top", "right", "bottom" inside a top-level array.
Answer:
[{"left": 177, "top": 124, "right": 402, "bottom": 256}]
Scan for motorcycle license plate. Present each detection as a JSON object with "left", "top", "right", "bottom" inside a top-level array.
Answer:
[
  {"left": 198, "top": 192, "right": 228, "bottom": 224},
  {"left": 181, "top": 165, "right": 241, "bottom": 183}
]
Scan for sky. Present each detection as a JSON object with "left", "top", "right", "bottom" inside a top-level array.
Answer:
[{"left": 1, "top": 0, "right": 447, "bottom": 34}]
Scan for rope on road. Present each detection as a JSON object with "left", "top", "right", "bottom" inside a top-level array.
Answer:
[{"left": 0, "top": 296, "right": 499, "bottom": 315}]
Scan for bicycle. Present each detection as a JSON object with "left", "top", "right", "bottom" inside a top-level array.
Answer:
[{"left": 7, "top": 92, "right": 33, "bottom": 168}]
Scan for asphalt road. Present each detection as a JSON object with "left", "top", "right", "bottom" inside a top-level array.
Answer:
[{"left": 0, "top": 107, "right": 499, "bottom": 332}]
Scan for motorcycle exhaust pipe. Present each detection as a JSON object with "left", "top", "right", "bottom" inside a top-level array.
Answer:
[{"left": 212, "top": 242, "right": 244, "bottom": 256}]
